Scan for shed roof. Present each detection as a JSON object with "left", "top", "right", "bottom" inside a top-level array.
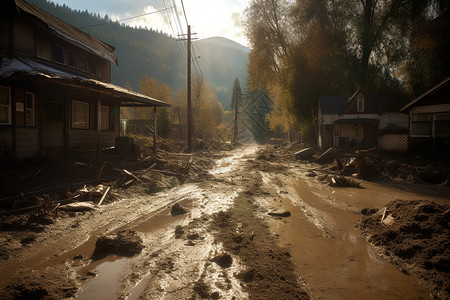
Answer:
[
  {"left": 13, "top": 0, "right": 118, "bottom": 65},
  {"left": 400, "top": 77, "right": 450, "bottom": 112},
  {"left": 0, "top": 57, "right": 170, "bottom": 107}
]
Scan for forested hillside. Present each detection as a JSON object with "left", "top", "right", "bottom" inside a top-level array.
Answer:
[{"left": 27, "top": 0, "right": 249, "bottom": 109}]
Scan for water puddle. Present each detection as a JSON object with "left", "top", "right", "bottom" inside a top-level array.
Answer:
[
  {"left": 77, "top": 257, "right": 129, "bottom": 300},
  {"left": 266, "top": 174, "right": 431, "bottom": 299}
]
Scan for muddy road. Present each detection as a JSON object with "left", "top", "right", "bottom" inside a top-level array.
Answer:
[{"left": 1, "top": 145, "right": 448, "bottom": 299}]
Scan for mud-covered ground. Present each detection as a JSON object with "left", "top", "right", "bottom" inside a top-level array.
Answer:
[{"left": 0, "top": 144, "right": 449, "bottom": 299}]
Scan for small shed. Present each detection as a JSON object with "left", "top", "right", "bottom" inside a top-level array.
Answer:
[{"left": 401, "top": 77, "right": 450, "bottom": 156}]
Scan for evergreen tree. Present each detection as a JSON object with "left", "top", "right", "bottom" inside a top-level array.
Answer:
[{"left": 231, "top": 78, "right": 242, "bottom": 141}]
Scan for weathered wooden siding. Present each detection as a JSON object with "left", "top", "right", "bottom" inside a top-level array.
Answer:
[
  {"left": 13, "top": 14, "right": 35, "bottom": 57},
  {"left": 0, "top": 8, "right": 10, "bottom": 53},
  {"left": 0, "top": 128, "right": 13, "bottom": 155},
  {"left": 16, "top": 127, "right": 39, "bottom": 159}
]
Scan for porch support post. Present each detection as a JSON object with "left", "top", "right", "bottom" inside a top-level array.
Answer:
[
  {"left": 153, "top": 106, "right": 157, "bottom": 154},
  {"left": 97, "top": 96, "right": 102, "bottom": 157}
]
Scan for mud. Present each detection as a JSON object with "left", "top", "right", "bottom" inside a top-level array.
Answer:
[
  {"left": 357, "top": 199, "right": 450, "bottom": 299},
  {"left": 0, "top": 143, "right": 449, "bottom": 300}
]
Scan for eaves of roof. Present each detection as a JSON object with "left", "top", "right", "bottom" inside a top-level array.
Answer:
[{"left": 0, "top": 57, "right": 170, "bottom": 107}]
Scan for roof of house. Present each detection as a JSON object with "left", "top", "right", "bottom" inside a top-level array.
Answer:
[
  {"left": 320, "top": 89, "right": 400, "bottom": 116},
  {"left": 0, "top": 57, "right": 169, "bottom": 107},
  {"left": 400, "top": 77, "right": 450, "bottom": 112},
  {"left": 318, "top": 96, "right": 349, "bottom": 114},
  {"left": 13, "top": 0, "right": 118, "bottom": 65}
]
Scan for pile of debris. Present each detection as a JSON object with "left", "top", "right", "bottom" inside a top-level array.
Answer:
[
  {"left": 292, "top": 146, "right": 450, "bottom": 185},
  {"left": 357, "top": 199, "right": 450, "bottom": 299}
]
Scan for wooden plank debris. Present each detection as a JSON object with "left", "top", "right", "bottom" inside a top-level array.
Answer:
[
  {"left": 98, "top": 186, "right": 111, "bottom": 206},
  {"left": 123, "top": 169, "right": 142, "bottom": 182},
  {"left": 381, "top": 207, "right": 387, "bottom": 223},
  {"left": 97, "top": 161, "right": 108, "bottom": 178}
]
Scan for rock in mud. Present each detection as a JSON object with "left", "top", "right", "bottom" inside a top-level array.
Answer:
[
  {"left": 92, "top": 230, "right": 144, "bottom": 259},
  {"left": 171, "top": 203, "right": 188, "bottom": 216},
  {"left": 268, "top": 210, "right": 291, "bottom": 218},
  {"left": 294, "top": 148, "right": 314, "bottom": 160},
  {"left": 213, "top": 253, "right": 233, "bottom": 268},
  {"left": 174, "top": 225, "right": 184, "bottom": 238}
]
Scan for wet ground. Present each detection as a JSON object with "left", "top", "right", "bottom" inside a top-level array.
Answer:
[{"left": 1, "top": 145, "right": 448, "bottom": 299}]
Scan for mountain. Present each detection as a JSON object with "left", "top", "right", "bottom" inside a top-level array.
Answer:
[
  {"left": 26, "top": 0, "right": 248, "bottom": 110},
  {"left": 193, "top": 37, "right": 249, "bottom": 110},
  {"left": 197, "top": 37, "right": 250, "bottom": 54}
]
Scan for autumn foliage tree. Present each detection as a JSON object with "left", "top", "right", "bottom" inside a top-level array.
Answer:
[
  {"left": 135, "top": 75, "right": 173, "bottom": 137},
  {"left": 171, "top": 75, "right": 224, "bottom": 139},
  {"left": 243, "top": 0, "right": 448, "bottom": 127}
]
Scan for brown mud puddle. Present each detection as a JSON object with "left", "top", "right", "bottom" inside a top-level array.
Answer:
[{"left": 266, "top": 175, "right": 440, "bottom": 299}]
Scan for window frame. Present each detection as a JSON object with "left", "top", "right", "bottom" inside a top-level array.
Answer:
[
  {"left": 51, "top": 45, "right": 65, "bottom": 64},
  {"left": 71, "top": 100, "right": 90, "bottom": 129},
  {"left": 0, "top": 86, "right": 12, "bottom": 125},
  {"left": 66, "top": 50, "right": 78, "bottom": 69},
  {"left": 411, "top": 113, "right": 432, "bottom": 137},
  {"left": 356, "top": 97, "right": 364, "bottom": 113},
  {"left": 25, "top": 92, "right": 36, "bottom": 127}
]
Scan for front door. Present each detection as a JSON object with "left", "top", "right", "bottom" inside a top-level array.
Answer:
[
  {"left": 363, "top": 122, "right": 378, "bottom": 146},
  {"left": 42, "top": 100, "right": 65, "bottom": 147}
]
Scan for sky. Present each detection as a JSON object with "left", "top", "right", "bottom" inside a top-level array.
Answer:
[{"left": 50, "top": 0, "right": 251, "bottom": 47}]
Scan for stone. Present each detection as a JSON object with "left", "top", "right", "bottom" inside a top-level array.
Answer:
[
  {"left": 171, "top": 203, "right": 188, "bottom": 216},
  {"left": 92, "top": 230, "right": 144, "bottom": 259},
  {"left": 268, "top": 210, "right": 291, "bottom": 218}
]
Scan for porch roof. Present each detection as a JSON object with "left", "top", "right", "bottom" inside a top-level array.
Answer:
[{"left": 0, "top": 57, "right": 170, "bottom": 107}]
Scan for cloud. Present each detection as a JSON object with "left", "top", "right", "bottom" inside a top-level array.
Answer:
[{"left": 231, "top": 12, "right": 241, "bottom": 28}]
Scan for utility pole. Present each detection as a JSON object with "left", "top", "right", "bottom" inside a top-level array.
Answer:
[
  {"left": 187, "top": 25, "right": 192, "bottom": 152},
  {"left": 178, "top": 26, "right": 196, "bottom": 152}
]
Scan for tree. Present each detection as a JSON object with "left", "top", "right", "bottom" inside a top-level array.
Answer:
[
  {"left": 172, "top": 76, "right": 224, "bottom": 139},
  {"left": 243, "top": 0, "right": 447, "bottom": 128},
  {"left": 405, "top": 6, "right": 450, "bottom": 96},
  {"left": 139, "top": 76, "right": 173, "bottom": 137},
  {"left": 231, "top": 78, "right": 243, "bottom": 141}
]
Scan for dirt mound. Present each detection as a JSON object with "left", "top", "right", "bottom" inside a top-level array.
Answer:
[{"left": 357, "top": 199, "right": 450, "bottom": 299}]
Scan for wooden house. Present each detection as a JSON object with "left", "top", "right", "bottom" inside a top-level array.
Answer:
[
  {"left": 318, "top": 95, "right": 347, "bottom": 149},
  {"left": 318, "top": 90, "right": 408, "bottom": 150},
  {"left": 0, "top": 0, "right": 169, "bottom": 159},
  {"left": 401, "top": 77, "right": 450, "bottom": 156}
]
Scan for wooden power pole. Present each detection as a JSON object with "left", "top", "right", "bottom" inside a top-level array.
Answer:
[{"left": 187, "top": 25, "right": 192, "bottom": 152}]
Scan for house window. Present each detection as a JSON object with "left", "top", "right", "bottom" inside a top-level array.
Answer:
[
  {"left": 72, "top": 101, "right": 89, "bottom": 129},
  {"left": 88, "top": 60, "right": 97, "bottom": 76},
  {"left": 67, "top": 50, "right": 78, "bottom": 68},
  {"left": 357, "top": 97, "right": 364, "bottom": 112},
  {"left": 25, "top": 92, "right": 35, "bottom": 126},
  {"left": 79, "top": 56, "right": 87, "bottom": 72},
  {"left": 0, "top": 86, "right": 11, "bottom": 125},
  {"left": 411, "top": 113, "right": 432, "bottom": 136},
  {"left": 52, "top": 45, "right": 64, "bottom": 64},
  {"left": 435, "top": 114, "right": 450, "bottom": 137},
  {"left": 101, "top": 105, "right": 109, "bottom": 130}
]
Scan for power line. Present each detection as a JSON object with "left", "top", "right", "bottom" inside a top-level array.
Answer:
[
  {"left": 180, "top": 0, "right": 189, "bottom": 26},
  {"left": 79, "top": 7, "right": 173, "bottom": 29}
]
